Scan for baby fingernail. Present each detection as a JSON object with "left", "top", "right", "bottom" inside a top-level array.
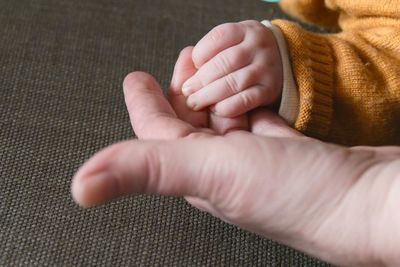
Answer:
[
  {"left": 182, "top": 82, "right": 192, "bottom": 97},
  {"left": 187, "top": 97, "right": 196, "bottom": 110}
]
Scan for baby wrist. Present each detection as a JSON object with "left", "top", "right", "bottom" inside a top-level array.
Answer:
[{"left": 261, "top": 20, "right": 299, "bottom": 126}]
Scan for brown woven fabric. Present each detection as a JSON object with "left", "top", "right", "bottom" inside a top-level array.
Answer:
[{"left": 0, "top": 0, "right": 330, "bottom": 265}]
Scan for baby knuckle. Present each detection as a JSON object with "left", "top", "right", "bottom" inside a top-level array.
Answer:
[
  {"left": 225, "top": 22, "right": 239, "bottom": 30},
  {"left": 240, "top": 20, "right": 260, "bottom": 28},
  {"left": 239, "top": 92, "right": 256, "bottom": 110},
  {"left": 225, "top": 74, "right": 240, "bottom": 94},
  {"left": 210, "top": 26, "right": 225, "bottom": 42},
  {"left": 223, "top": 22, "right": 242, "bottom": 35},
  {"left": 211, "top": 23, "right": 244, "bottom": 43},
  {"left": 246, "top": 21, "right": 267, "bottom": 34},
  {"left": 210, "top": 23, "right": 233, "bottom": 41},
  {"left": 214, "top": 54, "right": 231, "bottom": 74}
]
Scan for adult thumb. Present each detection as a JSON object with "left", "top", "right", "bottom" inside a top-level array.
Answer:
[{"left": 71, "top": 136, "right": 228, "bottom": 208}]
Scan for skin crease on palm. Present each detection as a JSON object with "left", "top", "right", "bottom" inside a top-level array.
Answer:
[{"left": 70, "top": 47, "right": 400, "bottom": 266}]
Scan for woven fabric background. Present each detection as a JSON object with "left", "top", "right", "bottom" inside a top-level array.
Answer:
[{"left": 0, "top": 0, "right": 331, "bottom": 266}]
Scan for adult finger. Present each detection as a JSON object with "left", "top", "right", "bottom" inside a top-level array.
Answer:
[
  {"left": 209, "top": 113, "right": 249, "bottom": 135},
  {"left": 169, "top": 47, "right": 209, "bottom": 128},
  {"left": 192, "top": 23, "right": 245, "bottom": 68},
  {"left": 249, "top": 108, "right": 302, "bottom": 138},
  {"left": 123, "top": 72, "right": 195, "bottom": 139},
  {"left": 71, "top": 137, "right": 231, "bottom": 208}
]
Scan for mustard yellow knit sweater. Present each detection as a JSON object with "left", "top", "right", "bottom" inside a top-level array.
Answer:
[{"left": 272, "top": 0, "right": 400, "bottom": 146}]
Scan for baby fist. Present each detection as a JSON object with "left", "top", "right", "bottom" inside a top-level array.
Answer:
[{"left": 182, "top": 20, "right": 283, "bottom": 117}]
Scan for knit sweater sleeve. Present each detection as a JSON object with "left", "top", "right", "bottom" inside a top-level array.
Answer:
[
  {"left": 272, "top": 0, "right": 400, "bottom": 145},
  {"left": 279, "top": 0, "right": 339, "bottom": 28}
]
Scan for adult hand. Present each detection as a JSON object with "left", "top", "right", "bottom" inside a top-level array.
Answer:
[{"left": 71, "top": 48, "right": 400, "bottom": 266}]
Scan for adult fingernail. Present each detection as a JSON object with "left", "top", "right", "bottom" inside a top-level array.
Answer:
[{"left": 72, "top": 172, "right": 116, "bottom": 208}]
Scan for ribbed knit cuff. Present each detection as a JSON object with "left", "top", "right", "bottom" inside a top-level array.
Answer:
[{"left": 271, "top": 20, "right": 334, "bottom": 139}]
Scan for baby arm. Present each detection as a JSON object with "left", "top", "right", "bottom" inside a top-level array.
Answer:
[
  {"left": 274, "top": 0, "right": 400, "bottom": 145},
  {"left": 182, "top": 20, "right": 284, "bottom": 118}
]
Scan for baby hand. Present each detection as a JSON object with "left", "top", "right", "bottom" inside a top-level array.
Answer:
[{"left": 182, "top": 20, "right": 283, "bottom": 117}]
